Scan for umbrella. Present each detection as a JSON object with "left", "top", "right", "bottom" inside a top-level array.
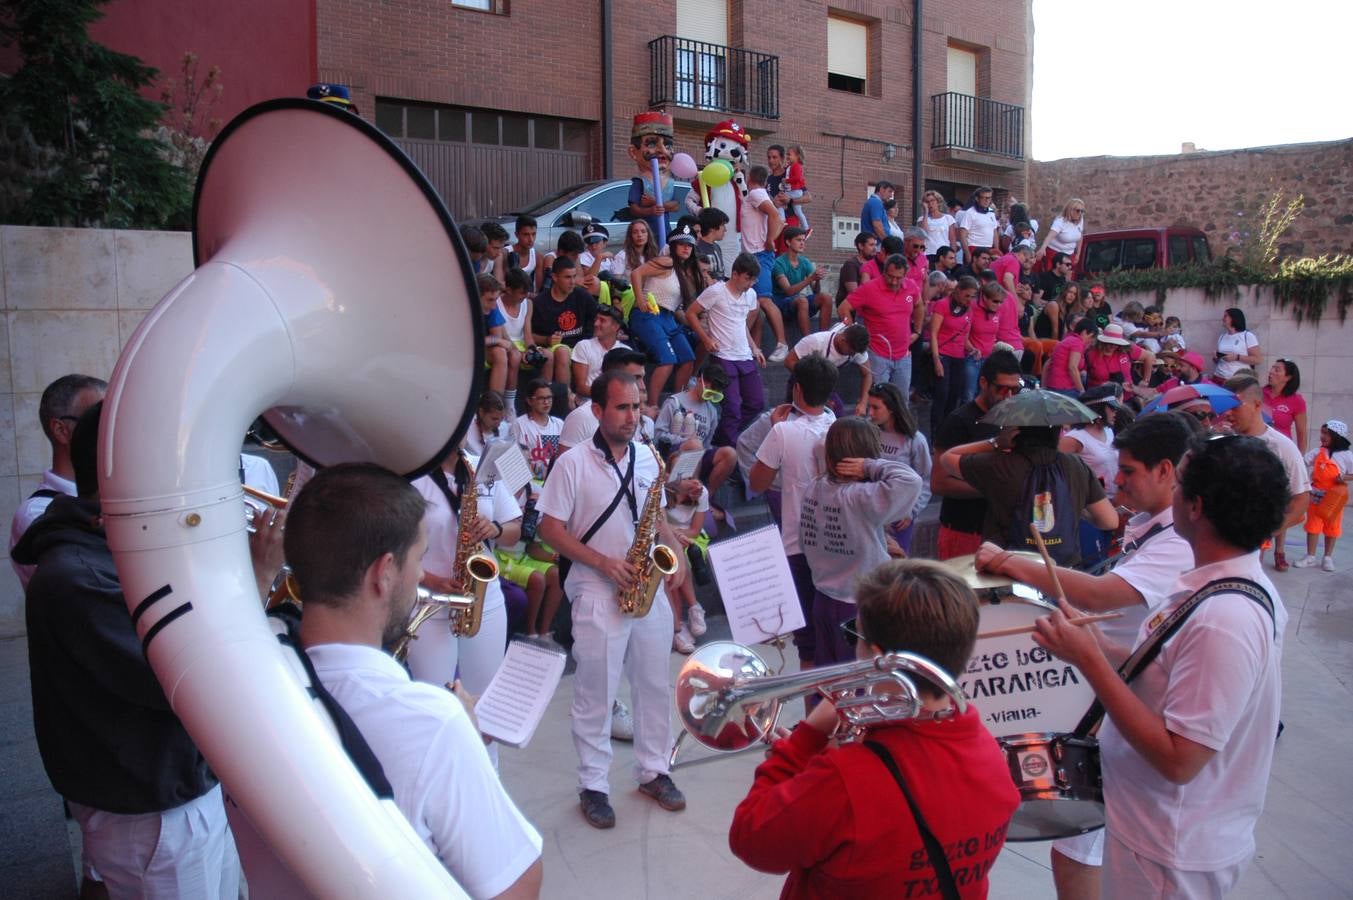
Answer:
[
  {"left": 1139, "top": 383, "right": 1240, "bottom": 417},
  {"left": 979, "top": 389, "right": 1097, "bottom": 427}
]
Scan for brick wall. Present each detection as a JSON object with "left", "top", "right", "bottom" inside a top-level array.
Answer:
[
  {"left": 317, "top": 0, "right": 1033, "bottom": 261},
  {"left": 1026, "top": 139, "right": 1353, "bottom": 259}
]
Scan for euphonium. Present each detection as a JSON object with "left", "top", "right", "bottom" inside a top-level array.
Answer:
[
  {"left": 617, "top": 442, "right": 679, "bottom": 617},
  {"left": 449, "top": 452, "right": 499, "bottom": 637},
  {"left": 390, "top": 588, "right": 474, "bottom": 661}
]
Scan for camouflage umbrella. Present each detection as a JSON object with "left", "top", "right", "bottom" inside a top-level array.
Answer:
[{"left": 979, "top": 388, "right": 1097, "bottom": 427}]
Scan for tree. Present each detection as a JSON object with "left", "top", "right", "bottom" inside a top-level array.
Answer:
[{"left": 0, "top": 0, "right": 193, "bottom": 228}]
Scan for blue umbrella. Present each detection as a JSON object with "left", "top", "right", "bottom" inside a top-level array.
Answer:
[{"left": 1140, "top": 383, "right": 1241, "bottom": 417}]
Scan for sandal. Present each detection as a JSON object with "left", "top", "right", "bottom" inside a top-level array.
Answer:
[{"left": 1274, "top": 550, "right": 1289, "bottom": 572}]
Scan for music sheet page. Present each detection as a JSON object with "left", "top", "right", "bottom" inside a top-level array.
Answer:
[
  {"left": 475, "top": 639, "right": 567, "bottom": 748},
  {"left": 707, "top": 524, "right": 805, "bottom": 646}
]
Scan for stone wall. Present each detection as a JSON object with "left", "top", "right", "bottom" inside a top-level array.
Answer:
[
  {"left": 1026, "top": 139, "right": 1353, "bottom": 260},
  {"left": 0, "top": 226, "right": 194, "bottom": 635}
]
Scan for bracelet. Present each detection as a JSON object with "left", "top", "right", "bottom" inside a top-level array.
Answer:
[{"left": 491, "top": 520, "right": 504, "bottom": 539}]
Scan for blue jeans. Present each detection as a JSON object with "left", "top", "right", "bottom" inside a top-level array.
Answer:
[
  {"left": 960, "top": 355, "right": 981, "bottom": 403},
  {"left": 868, "top": 352, "right": 912, "bottom": 404}
]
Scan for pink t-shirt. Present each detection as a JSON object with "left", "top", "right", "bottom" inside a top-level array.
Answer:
[
  {"left": 1045, "top": 334, "right": 1087, "bottom": 390},
  {"left": 996, "top": 294, "right": 1024, "bottom": 345},
  {"left": 1263, "top": 385, "right": 1306, "bottom": 441},
  {"left": 1086, "top": 344, "right": 1143, "bottom": 387},
  {"left": 846, "top": 278, "right": 917, "bottom": 359},
  {"left": 931, "top": 299, "right": 974, "bottom": 360},
  {"left": 991, "top": 252, "right": 1022, "bottom": 291},
  {"left": 904, "top": 254, "right": 930, "bottom": 297},
  {"left": 740, "top": 187, "right": 771, "bottom": 254},
  {"left": 860, "top": 257, "right": 881, "bottom": 283},
  {"left": 969, "top": 305, "right": 1001, "bottom": 357}
]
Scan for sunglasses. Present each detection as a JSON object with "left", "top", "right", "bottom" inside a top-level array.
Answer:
[
  {"left": 991, "top": 382, "right": 1023, "bottom": 396},
  {"left": 840, "top": 617, "right": 864, "bottom": 648}
]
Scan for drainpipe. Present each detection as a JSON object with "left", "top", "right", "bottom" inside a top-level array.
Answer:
[
  {"left": 601, "top": 0, "right": 614, "bottom": 178},
  {"left": 911, "top": 0, "right": 924, "bottom": 220}
]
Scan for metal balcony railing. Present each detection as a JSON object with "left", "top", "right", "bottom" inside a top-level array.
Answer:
[
  {"left": 648, "top": 36, "right": 779, "bottom": 120},
  {"left": 931, "top": 92, "right": 1024, "bottom": 159}
]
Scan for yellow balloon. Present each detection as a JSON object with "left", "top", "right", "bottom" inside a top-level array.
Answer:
[{"left": 699, "top": 159, "right": 734, "bottom": 188}]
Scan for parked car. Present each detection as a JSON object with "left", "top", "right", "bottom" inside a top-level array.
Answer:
[
  {"left": 466, "top": 178, "right": 692, "bottom": 254},
  {"left": 1075, "top": 226, "right": 1211, "bottom": 278}
]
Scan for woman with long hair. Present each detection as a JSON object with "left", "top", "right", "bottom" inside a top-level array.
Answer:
[
  {"left": 866, "top": 383, "right": 932, "bottom": 554},
  {"left": 1036, "top": 198, "right": 1086, "bottom": 271},
  {"left": 1264, "top": 358, "right": 1308, "bottom": 571},
  {"left": 611, "top": 219, "right": 660, "bottom": 280},
  {"left": 928, "top": 276, "right": 977, "bottom": 432},
  {"left": 917, "top": 189, "right": 958, "bottom": 260},
  {"left": 630, "top": 225, "right": 701, "bottom": 405},
  {"left": 1058, "top": 282, "right": 1087, "bottom": 327}
]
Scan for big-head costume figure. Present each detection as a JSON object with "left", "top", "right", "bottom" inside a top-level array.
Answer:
[
  {"left": 626, "top": 111, "right": 679, "bottom": 250},
  {"left": 697, "top": 119, "right": 750, "bottom": 270}
]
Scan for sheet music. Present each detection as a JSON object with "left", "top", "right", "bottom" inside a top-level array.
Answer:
[
  {"left": 479, "top": 441, "right": 533, "bottom": 496},
  {"left": 707, "top": 524, "right": 805, "bottom": 646},
  {"left": 475, "top": 639, "right": 567, "bottom": 748},
  {"left": 668, "top": 449, "right": 705, "bottom": 481}
]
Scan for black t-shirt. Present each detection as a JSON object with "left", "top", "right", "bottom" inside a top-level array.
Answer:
[
  {"left": 530, "top": 287, "right": 595, "bottom": 346},
  {"left": 934, "top": 400, "right": 1001, "bottom": 533},
  {"left": 1088, "top": 300, "right": 1113, "bottom": 331},
  {"left": 1037, "top": 272, "right": 1066, "bottom": 303},
  {"left": 836, "top": 258, "right": 865, "bottom": 304}
]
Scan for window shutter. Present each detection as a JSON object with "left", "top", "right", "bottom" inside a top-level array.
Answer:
[
  {"left": 827, "top": 18, "right": 868, "bottom": 80},
  {"left": 676, "top": 0, "right": 729, "bottom": 46}
]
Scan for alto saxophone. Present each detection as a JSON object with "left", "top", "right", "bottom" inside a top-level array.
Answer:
[
  {"left": 617, "top": 443, "right": 680, "bottom": 617},
  {"left": 448, "top": 452, "right": 500, "bottom": 637}
]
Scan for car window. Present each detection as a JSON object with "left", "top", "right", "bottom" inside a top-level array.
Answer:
[
  {"left": 1192, "top": 236, "right": 1211, "bottom": 263},
  {"left": 1168, "top": 235, "right": 1189, "bottom": 266},
  {"left": 1083, "top": 240, "right": 1121, "bottom": 273},
  {"left": 1122, "top": 238, "right": 1157, "bottom": 269},
  {"left": 558, "top": 184, "right": 632, "bottom": 227},
  {"left": 511, "top": 182, "right": 603, "bottom": 217}
]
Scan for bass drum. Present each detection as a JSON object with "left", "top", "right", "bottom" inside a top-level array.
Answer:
[{"left": 998, "top": 732, "right": 1103, "bottom": 842}]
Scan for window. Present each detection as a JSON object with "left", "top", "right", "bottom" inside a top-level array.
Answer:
[
  {"left": 1168, "top": 235, "right": 1190, "bottom": 266},
  {"left": 451, "top": 0, "right": 508, "bottom": 12},
  {"left": 1123, "top": 238, "right": 1158, "bottom": 269},
  {"left": 1084, "top": 240, "right": 1121, "bottom": 273},
  {"left": 374, "top": 103, "right": 403, "bottom": 136},
  {"left": 676, "top": 47, "right": 725, "bottom": 109},
  {"left": 406, "top": 106, "right": 435, "bottom": 140},
  {"left": 439, "top": 110, "right": 466, "bottom": 142},
  {"left": 471, "top": 112, "right": 499, "bottom": 145},
  {"left": 827, "top": 16, "right": 868, "bottom": 94},
  {"left": 1192, "top": 235, "right": 1211, "bottom": 264},
  {"left": 375, "top": 99, "right": 588, "bottom": 154},
  {"left": 501, "top": 113, "right": 529, "bottom": 147},
  {"left": 560, "top": 185, "right": 632, "bottom": 228}
]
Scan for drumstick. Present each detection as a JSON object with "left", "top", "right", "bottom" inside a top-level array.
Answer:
[
  {"left": 978, "top": 612, "right": 1122, "bottom": 640},
  {"left": 1028, "top": 524, "right": 1066, "bottom": 604}
]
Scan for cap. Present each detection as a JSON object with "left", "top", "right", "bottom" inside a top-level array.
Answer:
[
  {"left": 1078, "top": 383, "right": 1122, "bottom": 407},
  {"left": 632, "top": 111, "right": 674, "bottom": 140},
  {"left": 1327, "top": 420, "right": 1350, "bottom": 440},
  {"left": 667, "top": 224, "right": 697, "bottom": 246},
  {"left": 1015, "top": 239, "right": 1038, "bottom": 253},
  {"left": 581, "top": 223, "right": 610, "bottom": 243},
  {"left": 307, "top": 83, "right": 354, "bottom": 108},
  {"left": 703, "top": 119, "right": 749, "bottom": 148}
]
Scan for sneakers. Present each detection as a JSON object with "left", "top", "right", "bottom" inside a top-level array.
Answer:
[
  {"left": 1322, "top": 556, "right": 1336, "bottom": 572},
  {"left": 611, "top": 699, "right": 634, "bottom": 741},
  {"left": 638, "top": 774, "right": 687, "bottom": 811},
  {"left": 579, "top": 789, "right": 616, "bottom": 829},
  {"left": 768, "top": 343, "right": 789, "bottom": 363},
  {"left": 688, "top": 604, "right": 707, "bottom": 637},
  {"left": 1294, "top": 555, "right": 1320, "bottom": 568},
  {"left": 1275, "top": 550, "right": 1289, "bottom": 572},
  {"left": 673, "top": 626, "right": 695, "bottom": 654}
]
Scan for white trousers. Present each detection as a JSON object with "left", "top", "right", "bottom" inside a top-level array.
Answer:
[
  {"left": 570, "top": 581, "right": 673, "bottom": 794},
  {"left": 407, "top": 602, "right": 509, "bottom": 766},
  {"left": 1102, "top": 830, "right": 1247, "bottom": 900},
  {"left": 69, "top": 784, "right": 239, "bottom": 900},
  {"left": 1055, "top": 826, "right": 1106, "bottom": 866}
]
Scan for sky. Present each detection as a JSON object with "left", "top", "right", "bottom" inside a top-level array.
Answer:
[{"left": 1030, "top": 0, "right": 1353, "bottom": 160}]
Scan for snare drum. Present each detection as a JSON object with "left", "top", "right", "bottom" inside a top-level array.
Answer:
[
  {"left": 998, "top": 732, "right": 1103, "bottom": 842},
  {"left": 944, "top": 555, "right": 1096, "bottom": 735}
]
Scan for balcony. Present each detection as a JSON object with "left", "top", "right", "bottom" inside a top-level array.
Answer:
[
  {"left": 648, "top": 36, "right": 779, "bottom": 121},
  {"left": 931, "top": 92, "right": 1024, "bottom": 170}
]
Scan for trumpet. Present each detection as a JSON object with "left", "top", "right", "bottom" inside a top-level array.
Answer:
[
  {"left": 670, "top": 641, "right": 967, "bottom": 766},
  {"left": 388, "top": 587, "right": 475, "bottom": 662},
  {"left": 242, "top": 483, "right": 288, "bottom": 533}
]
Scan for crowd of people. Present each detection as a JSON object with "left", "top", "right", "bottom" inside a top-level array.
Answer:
[{"left": 6, "top": 107, "right": 1345, "bottom": 900}]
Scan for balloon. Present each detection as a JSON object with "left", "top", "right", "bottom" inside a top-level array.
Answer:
[
  {"left": 670, "top": 152, "right": 699, "bottom": 181},
  {"left": 699, "top": 159, "right": 734, "bottom": 188}
]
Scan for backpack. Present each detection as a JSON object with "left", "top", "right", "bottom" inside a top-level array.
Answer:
[{"left": 1006, "top": 457, "right": 1080, "bottom": 565}]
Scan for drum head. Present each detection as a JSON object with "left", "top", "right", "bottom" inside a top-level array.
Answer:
[{"left": 1006, "top": 799, "right": 1105, "bottom": 842}]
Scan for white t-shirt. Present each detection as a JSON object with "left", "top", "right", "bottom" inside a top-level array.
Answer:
[
  {"left": 1046, "top": 215, "right": 1084, "bottom": 255},
  {"left": 8, "top": 469, "right": 76, "bottom": 588},
  {"left": 1064, "top": 426, "right": 1118, "bottom": 498},
  {"left": 957, "top": 207, "right": 999, "bottom": 249},
  {"left": 464, "top": 418, "right": 513, "bottom": 458},
  {"left": 412, "top": 471, "right": 520, "bottom": 613},
  {"left": 512, "top": 414, "right": 564, "bottom": 481},
  {"left": 1214, "top": 331, "right": 1258, "bottom": 380},
  {"left": 308, "top": 644, "right": 542, "bottom": 897},
  {"left": 1100, "top": 552, "right": 1285, "bottom": 870},
  {"left": 792, "top": 324, "right": 868, "bottom": 368},
  {"left": 1098, "top": 509, "right": 1193, "bottom": 647},
  {"left": 570, "top": 338, "right": 631, "bottom": 392},
  {"left": 536, "top": 440, "right": 666, "bottom": 598},
  {"left": 740, "top": 187, "right": 772, "bottom": 254},
  {"left": 241, "top": 453, "right": 280, "bottom": 495},
  {"left": 558, "top": 405, "right": 654, "bottom": 451},
  {"left": 695, "top": 281, "right": 757, "bottom": 362},
  {"left": 919, "top": 213, "right": 956, "bottom": 255},
  {"left": 665, "top": 484, "right": 710, "bottom": 530},
  {"left": 755, "top": 412, "right": 835, "bottom": 555},
  {"left": 1001, "top": 217, "right": 1039, "bottom": 242},
  {"left": 578, "top": 249, "right": 613, "bottom": 276},
  {"left": 1255, "top": 425, "right": 1311, "bottom": 496}
]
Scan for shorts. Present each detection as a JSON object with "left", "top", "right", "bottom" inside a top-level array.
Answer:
[
  {"left": 937, "top": 525, "right": 984, "bottom": 561},
  {"left": 627, "top": 306, "right": 695, "bottom": 366},
  {"left": 495, "top": 548, "right": 556, "bottom": 587},
  {"left": 1054, "top": 828, "right": 1105, "bottom": 867},
  {"left": 1305, "top": 483, "right": 1348, "bottom": 538},
  {"left": 752, "top": 250, "right": 776, "bottom": 298}
]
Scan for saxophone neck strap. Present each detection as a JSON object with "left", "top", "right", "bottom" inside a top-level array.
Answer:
[
  {"left": 1073, "top": 576, "right": 1275, "bottom": 737},
  {"left": 591, "top": 430, "right": 638, "bottom": 524}
]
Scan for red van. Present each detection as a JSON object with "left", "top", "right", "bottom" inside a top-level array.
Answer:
[{"left": 1075, "top": 226, "right": 1211, "bottom": 278}]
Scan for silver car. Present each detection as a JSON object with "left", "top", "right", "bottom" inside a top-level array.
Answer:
[{"left": 467, "top": 178, "right": 693, "bottom": 253}]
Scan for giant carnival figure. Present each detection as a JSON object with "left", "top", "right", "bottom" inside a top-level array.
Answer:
[
  {"left": 625, "top": 110, "right": 680, "bottom": 250},
  {"left": 685, "top": 119, "right": 751, "bottom": 271}
]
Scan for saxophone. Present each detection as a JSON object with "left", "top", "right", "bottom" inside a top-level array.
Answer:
[
  {"left": 390, "top": 588, "right": 473, "bottom": 661},
  {"left": 617, "top": 443, "right": 680, "bottom": 617},
  {"left": 448, "top": 452, "right": 500, "bottom": 637}
]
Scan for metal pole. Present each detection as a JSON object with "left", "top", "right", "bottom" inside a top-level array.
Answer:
[
  {"left": 911, "top": 0, "right": 924, "bottom": 220},
  {"left": 601, "top": 0, "right": 614, "bottom": 178}
]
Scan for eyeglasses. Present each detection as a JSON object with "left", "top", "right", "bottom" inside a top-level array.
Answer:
[
  {"left": 840, "top": 617, "right": 863, "bottom": 648},
  {"left": 531, "top": 394, "right": 553, "bottom": 403},
  {"left": 701, "top": 388, "right": 725, "bottom": 403},
  {"left": 991, "top": 382, "right": 1023, "bottom": 396},
  {"left": 906, "top": 242, "right": 926, "bottom": 251}
]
